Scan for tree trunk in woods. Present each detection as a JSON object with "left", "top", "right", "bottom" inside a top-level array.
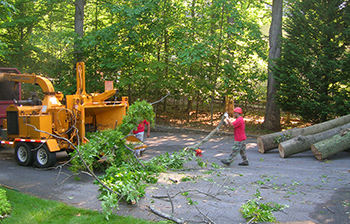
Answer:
[
  {"left": 257, "top": 114, "right": 350, "bottom": 153},
  {"left": 225, "top": 96, "right": 234, "bottom": 116},
  {"left": 163, "top": 98, "right": 167, "bottom": 112},
  {"left": 286, "top": 112, "right": 290, "bottom": 124},
  {"left": 187, "top": 98, "right": 192, "bottom": 122},
  {"left": 311, "top": 130, "right": 350, "bottom": 160},
  {"left": 196, "top": 92, "right": 199, "bottom": 120},
  {"left": 210, "top": 4, "right": 224, "bottom": 126},
  {"left": 74, "top": 0, "right": 85, "bottom": 63},
  {"left": 185, "top": 115, "right": 226, "bottom": 151},
  {"left": 279, "top": 123, "right": 350, "bottom": 158},
  {"left": 263, "top": 0, "right": 283, "bottom": 132}
]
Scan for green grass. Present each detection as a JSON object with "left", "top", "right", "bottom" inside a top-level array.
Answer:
[{"left": 1, "top": 187, "right": 162, "bottom": 224}]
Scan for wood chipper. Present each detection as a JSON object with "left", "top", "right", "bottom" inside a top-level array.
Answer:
[{"left": 0, "top": 62, "right": 128, "bottom": 168}]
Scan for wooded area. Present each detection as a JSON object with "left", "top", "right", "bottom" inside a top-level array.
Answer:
[
  {"left": 1, "top": 0, "right": 349, "bottom": 128},
  {"left": 0, "top": 0, "right": 269, "bottom": 125}
]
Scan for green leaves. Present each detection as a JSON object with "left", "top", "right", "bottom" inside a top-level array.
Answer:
[
  {"left": 240, "top": 189, "right": 288, "bottom": 223},
  {"left": 0, "top": 188, "right": 11, "bottom": 217},
  {"left": 275, "top": 0, "right": 350, "bottom": 122},
  {"left": 119, "top": 100, "right": 155, "bottom": 135}
]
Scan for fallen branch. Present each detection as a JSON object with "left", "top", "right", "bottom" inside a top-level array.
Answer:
[
  {"left": 185, "top": 115, "right": 226, "bottom": 151},
  {"left": 247, "top": 215, "right": 257, "bottom": 224},
  {"left": 326, "top": 206, "right": 335, "bottom": 213},
  {"left": 123, "top": 144, "right": 144, "bottom": 166},
  {"left": 149, "top": 205, "right": 185, "bottom": 224},
  {"left": 152, "top": 189, "right": 221, "bottom": 201},
  {"left": 214, "top": 175, "right": 229, "bottom": 196},
  {"left": 194, "top": 203, "right": 216, "bottom": 224},
  {"left": 167, "top": 192, "right": 174, "bottom": 214}
]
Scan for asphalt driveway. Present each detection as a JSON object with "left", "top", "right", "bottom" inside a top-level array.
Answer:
[{"left": 0, "top": 128, "right": 349, "bottom": 223}]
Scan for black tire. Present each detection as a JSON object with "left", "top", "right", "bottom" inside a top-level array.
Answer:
[
  {"left": 15, "top": 142, "right": 34, "bottom": 166},
  {"left": 34, "top": 144, "right": 56, "bottom": 168}
]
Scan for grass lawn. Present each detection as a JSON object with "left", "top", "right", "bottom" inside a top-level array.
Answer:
[{"left": 1, "top": 187, "right": 163, "bottom": 224}]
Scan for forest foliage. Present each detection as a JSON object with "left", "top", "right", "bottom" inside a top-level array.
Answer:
[
  {"left": 274, "top": 0, "right": 350, "bottom": 122},
  {"left": 1, "top": 0, "right": 350, "bottom": 122},
  {"left": 0, "top": 0, "right": 269, "bottom": 109}
]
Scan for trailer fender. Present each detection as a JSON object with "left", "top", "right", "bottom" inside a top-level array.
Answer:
[{"left": 45, "top": 139, "right": 60, "bottom": 152}]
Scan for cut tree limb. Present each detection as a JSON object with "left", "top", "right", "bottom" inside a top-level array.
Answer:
[
  {"left": 311, "top": 130, "right": 350, "bottom": 160},
  {"left": 185, "top": 115, "right": 226, "bottom": 151},
  {"left": 149, "top": 205, "right": 185, "bottom": 224},
  {"left": 279, "top": 123, "right": 350, "bottom": 158},
  {"left": 257, "top": 114, "right": 350, "bottom": 153}
]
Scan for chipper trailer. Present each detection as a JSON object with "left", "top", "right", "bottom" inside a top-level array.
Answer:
[{"left": 0, "top": 62, "right": 129, "bottom": 168}]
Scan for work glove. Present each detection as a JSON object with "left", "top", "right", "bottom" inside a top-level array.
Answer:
[{"left": 224, "top": 112, "right": 229, "bottom": 119}]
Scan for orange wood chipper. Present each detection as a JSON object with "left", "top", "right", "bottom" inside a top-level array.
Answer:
[{"left": 0, "top": 62, "right": 129, "bottom": 168}]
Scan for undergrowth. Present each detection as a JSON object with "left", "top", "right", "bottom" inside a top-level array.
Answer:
[{"left": 0, "top": 188, "right": 11, "bottom": 219}]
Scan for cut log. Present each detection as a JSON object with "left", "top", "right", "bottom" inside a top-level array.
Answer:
[
  {"left": 279, "top": 123, "right": 350, "bottom": 158},
  {"left": 311, "top": 130, "right": 350, "bottom": 160},
  {"left": 185, "top": 115, "right": 226, "bottom": 151},
  {"left": 257, "top": 114, "right": 350, "bottom": 153}
]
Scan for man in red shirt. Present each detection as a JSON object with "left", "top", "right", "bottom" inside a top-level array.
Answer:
[
  {"left": 133, "top": 119, "right": 151, "bottom": 142},
  {"left": 221, "top": 107, "right": 249, "bottom": 166}
]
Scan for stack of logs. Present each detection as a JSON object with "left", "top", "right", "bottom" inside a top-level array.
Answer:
[{"left": 257, "top": 114, "right": 350, "bottom": 160}]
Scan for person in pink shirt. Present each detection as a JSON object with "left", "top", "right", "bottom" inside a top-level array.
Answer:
[
  {"left": 133, "top": 119, "right": 151, "bottom": 142},
  {"left": 221, "top": 107, "right": 249, "bottom": 166}
]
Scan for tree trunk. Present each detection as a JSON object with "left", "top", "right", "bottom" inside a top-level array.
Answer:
[
  {"left": 257, "top": 114, "right": 350, "bottom": 153},
  {"left": 186, "top": 115, "right": 226, "bottom": 151},
  {"left": 187, "top": 98, "right": 192, "bottom": 122},
  {"left": 74, "top": 0, "right": 85, "bottom": 63},
  {"left": 311, "top": 130, "right": 350, "bottom": 160},
  {"left": 225, "top": 96, "right": 234, "bottom": 116},
  {"left": 210, "top": 4, "right": 224, "bottom": 126},
  {"left": 279, "top": 122, "right": 350, "bottom": 158},
  {"left": 196, "top": 92, "right": 199, "bottom": 120},
  {"left": 263, "top": 0, "right": 283, "bottom": 131}
]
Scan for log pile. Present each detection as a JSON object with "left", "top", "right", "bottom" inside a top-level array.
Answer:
[{"left": 257, "top": 114, "right": 350, "bottom": 160}]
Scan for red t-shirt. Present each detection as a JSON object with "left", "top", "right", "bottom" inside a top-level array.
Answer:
[
  {"left": 133, "top": 120, "right": 149, "bottom": 134},
  {"left": 232, "top": 117, "right": 246, "bottom": 141}
]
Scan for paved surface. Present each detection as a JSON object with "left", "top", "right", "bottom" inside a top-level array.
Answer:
[{"left": 1, "top": 128, "right": 350, "bottom": 224}]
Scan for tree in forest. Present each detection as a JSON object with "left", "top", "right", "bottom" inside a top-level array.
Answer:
[
  {"left": 274, "top": 0, "right": 350, "bottom": 123},
  {"left": 74, "top": 0, "right": 85, "bottom": 63},
  {"left": 0, "top": 0, "right": 16, "bottom": 58},
  {"left": 0, "top": 0, "right": 74, "bottom": 78},
  {"left": 0, "top": 0, "right": 269, "bottom": 113},
  {"left": 263, "top": 0, "right": 282, "bottom": 131}
]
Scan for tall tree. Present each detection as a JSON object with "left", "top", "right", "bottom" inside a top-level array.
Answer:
[
  {"left": 75, "top": 0, "right": 85, "bottom": 63},
  {"left": 263, "top": 0, "right": 282, "bottom": 131},
  {"left": 274, "top": 0, "right": 350, "bottom": 123}
]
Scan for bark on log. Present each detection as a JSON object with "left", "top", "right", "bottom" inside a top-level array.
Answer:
[
  {"left": 185, "top": 115, "right": 226, "bottom": 151},
  {"left": 311, "top": 130, "right": 350, "bottom": 160},
  {"left": 279, "top": 123, "right": 350, "bottom": 158},
  {"left": 257, "top": 114, "right": 350, "bottom": 153}
]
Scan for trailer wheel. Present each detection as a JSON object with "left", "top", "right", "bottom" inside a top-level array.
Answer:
[
  {"left": 34, "top": 144, "right": 56, "bottom": 168},
  {"left": 15, "top": 142, "right": 34, "bottom": 166}
]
